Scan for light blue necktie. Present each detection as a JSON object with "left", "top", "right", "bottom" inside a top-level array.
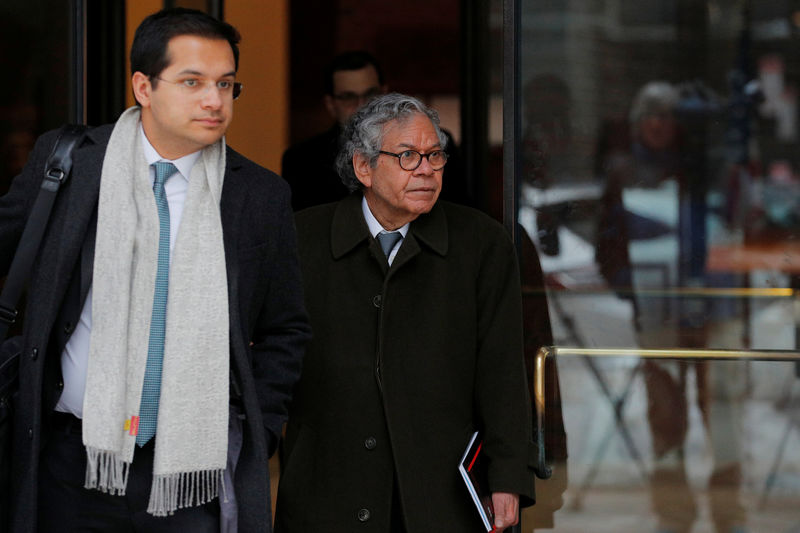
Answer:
[
  {"left": 377, "top": 231, "right": 402, "bottom": 258},
  {"left": 136, "top": 161, "right": 177, "bottom": 446}
]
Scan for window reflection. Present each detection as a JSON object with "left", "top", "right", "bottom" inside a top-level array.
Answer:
[{"left": 515, "top": 1, "right": 800, "bottom": 531}]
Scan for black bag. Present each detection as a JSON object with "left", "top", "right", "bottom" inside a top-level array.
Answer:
[
  {"left": 0, "top": 336, "right": 20, "bottom": 530},
  {"left": 0, "top": 125, "right": 87, "bottom": 531}
]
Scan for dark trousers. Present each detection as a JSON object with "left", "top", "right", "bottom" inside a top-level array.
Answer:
[{"left": 38, "top": 412, "right": 220, "bottom": 533}]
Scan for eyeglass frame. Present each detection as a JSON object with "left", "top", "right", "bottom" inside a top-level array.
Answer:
[
  {"left": 152, "top": 76, "right": 244, "bottom": 100},
  {"left": 378, "top": 149, "right": 449, "bottom": 171}
]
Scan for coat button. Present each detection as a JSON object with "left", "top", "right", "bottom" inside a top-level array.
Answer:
[
  {"left": 364, "top": 437, "right": 377, "bottom": 450},
  {"left": 57, "top": 381, "right": 64, "bottom": 390},
  {"left": 357, "top": 508, "right": 371, "bottom": 522},
  {"left": 64, "top": 322, "right": 74, "bottom": 335},
  {"left": 372, "top": 295, "right": 381, "bottom": 308},
  {"left": 30, "top": 347, "right": 38, "bottom": 360},
  {"left": 27, "top": 428, "right": 33, "bottom": 439}
]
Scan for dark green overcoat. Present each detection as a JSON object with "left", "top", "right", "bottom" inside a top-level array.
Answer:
[{"left": 275, "top": 195, "right": 535, "bottom": 532}]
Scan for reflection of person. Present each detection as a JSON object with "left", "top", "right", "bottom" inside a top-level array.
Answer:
[
  {"left": 521, "top": 74, "right": 579, "bottom": 256},
  {"left": 596, "top": 81, "right": 747, "bottom": 533},
  {"left": 0, "top": 8, "right": 310, "bottom": 532},
  {"left": 281, "top": 51, "right": 469, "bottom": 211},
  {"left": 522, "top": 74, "right": 573, "bottom": 190},
  {"left": 596, "top": 81, "right": 684, "bottom": 297},
  {"left": 274, "top": 93, "right": 534, "bottom": 532},
  {"left": 518, "top": 230, "right": 568, "bottom": 531}
]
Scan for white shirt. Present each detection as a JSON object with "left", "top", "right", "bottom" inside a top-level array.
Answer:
[
  {"left": 55, "top": 125, "right": 200, "bottom": 417},
  {"left": 361, "top": 196, "right": 409, "bottom": 266}
]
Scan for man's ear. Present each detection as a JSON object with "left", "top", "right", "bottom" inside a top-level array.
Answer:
[
  {"left": 353, "top": 151, "right": 372, "bottom": 189},
  {"left": 324, "top": 95, "right": 336, "bottom": 120},
  {"left": 132, "top": 72, "right": 152, "bottom": 108}
]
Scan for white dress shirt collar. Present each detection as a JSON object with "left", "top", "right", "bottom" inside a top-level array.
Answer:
[
  {"left": 139, "top": 124, "right": 200, "bottom": 182},
  {"left": 361, "top": 196, "right": 410, "bottom": 239},
  {"left": 361, "top": 196, "right": 408, "bottom": 265}
]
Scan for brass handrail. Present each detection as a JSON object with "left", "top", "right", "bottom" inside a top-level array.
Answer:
[
  {"left": 533, "top": 347, "right": 800, "bottom": 479},
  {"left": 523, "top": 287, "right": 794, "bottom": 297}
]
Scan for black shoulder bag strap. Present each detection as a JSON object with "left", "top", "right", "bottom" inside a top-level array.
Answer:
[{"left": 0, "top": 124, "right": 88, "bottom": 342}]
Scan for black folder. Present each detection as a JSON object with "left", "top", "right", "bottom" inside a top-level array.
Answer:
[{"left": 458, "top": 431, "right": 495, "bottom": 532}]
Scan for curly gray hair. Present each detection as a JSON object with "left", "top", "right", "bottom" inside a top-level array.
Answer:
[{"left": 336, "top": 93, "right": 448, "bottom": 192}]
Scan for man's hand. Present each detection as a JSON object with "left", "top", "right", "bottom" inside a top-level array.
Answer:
[{"left": 491, "top": 492, "right": 519, "bottom": 531}]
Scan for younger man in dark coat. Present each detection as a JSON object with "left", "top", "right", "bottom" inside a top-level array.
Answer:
[{"left": 0, "top": 8, "right": 309, "bottom": 533}]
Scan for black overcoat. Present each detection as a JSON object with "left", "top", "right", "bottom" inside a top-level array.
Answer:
[
  {"left": 0, "top": 124, "right": 311, "bottom": 532},
  {"left": 275, "top": 195, "right": 535, "bottom": 532}
]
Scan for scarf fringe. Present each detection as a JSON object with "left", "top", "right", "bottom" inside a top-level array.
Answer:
[
  {"left": 147, "top": 469, "right": 227, "bottom": 517},
  {"left": 84, "top": 447, "right": 130, "bottom": 495}
]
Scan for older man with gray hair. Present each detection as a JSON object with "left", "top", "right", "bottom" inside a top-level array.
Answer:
[{"left": 274, "top": 93, "right": 535, "bottom": 532}]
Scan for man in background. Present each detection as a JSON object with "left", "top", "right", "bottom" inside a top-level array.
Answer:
[
  {"left": 282, "top": 51, "right": 386, "bottom": 210},
  {"left": 282, "top": 51, "right": 468, "bottom": 211}
]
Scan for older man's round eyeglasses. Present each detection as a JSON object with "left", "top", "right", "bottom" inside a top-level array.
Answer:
[
  {"left": 378, "top": 150, "right": 448, "bottom": 171},
  {"left": 153, "top": 77, "right": 244, "bottom": 100}
]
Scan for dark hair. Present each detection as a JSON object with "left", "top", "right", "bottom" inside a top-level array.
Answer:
[
  {"left": 323, "top": 51, "right": 385, "bottom": 95},
  {"left": 131, "top": 8, "right": 241, "bottom": 88}
]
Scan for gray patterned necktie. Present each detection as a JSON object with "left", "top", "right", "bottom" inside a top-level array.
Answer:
[
  {"left": 377, "top": 231, "right": 402, "bottom": 258},
  {"left": 136, "top": 161, "right": 177, "bottom": 446}
]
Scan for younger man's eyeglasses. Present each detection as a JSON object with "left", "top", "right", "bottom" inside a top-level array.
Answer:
[
  {"left": 332, "top": 87, "right": 383, "bottom": 107},
  {"left": 153, "top": 77, "right": 244, "bottom": 100}
]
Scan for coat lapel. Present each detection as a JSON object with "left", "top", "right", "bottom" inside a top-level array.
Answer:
[
  {"left": 331, "top": 194, "right": 396, "bottom": 275},
  {"left": 220, "top": 148, "right": 248, "bottom": 395},
  {"left": 331, "top": 194, "right": 372, "bottom": 259},
  {"left": 330, "top": 194, "right": 450, "bottom": 275},
  {"left": 391, "top": 202, "right": 448, "bottom": 272},
  {"left": 220, "top": 147, "right": 247, "bottom": 288}
]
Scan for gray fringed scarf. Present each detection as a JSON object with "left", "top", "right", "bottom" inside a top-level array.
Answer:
[{"left": 82, "top": 106, "right": 230, "bottom": 516}]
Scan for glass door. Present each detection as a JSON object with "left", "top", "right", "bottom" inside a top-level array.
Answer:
[{"left": 509, "top": 1, "right": 800, "bottom": 531}]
